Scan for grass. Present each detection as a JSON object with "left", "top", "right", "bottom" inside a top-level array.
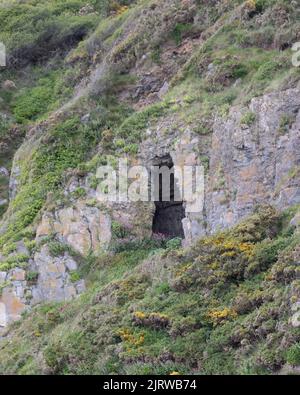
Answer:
[
  {"left": 241, "top": 111, "right": 256, "bottom": 126},
  {"left": 0, "top": 0, "right": 300, "bottom": 376},
  {"left": 0, "top": 0, "right": 100, "bottom": 67},
  {"left": 171, "top": 23, "right": 194, "bottom": 46},
  {"left": 1, "top": 207, "right": 300, "bottom": 374},
  {"left": 0, "top": 93, "right": 131, "bottom": 247},
  {"left": 12, "top": 70, "right": 67, "bottom": 123},
  {"left": 1, "top": 0, "right": 298, "bottom": 240}
]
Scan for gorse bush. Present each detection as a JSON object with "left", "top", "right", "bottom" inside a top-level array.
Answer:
[
  {"left": 0, "top": 0, "right": 300, "bottom": 376},
  {"left": 1, "top": 207, "right": 299, "bottom": 375}
]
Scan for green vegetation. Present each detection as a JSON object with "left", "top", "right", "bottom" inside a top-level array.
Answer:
[
  {"left": 0, "top": 253, "right": 29, "bottom": 271},
  {"left": 286, "top": 344, "right": 300, "bottom": 366},
  {"left": 171, "top": 23, "right": 193, "bottom": 46},
  {"left": 0, "top": 0, "right": 300, "bottom": 376},
  {"left": 241, "top": 111, "right": 256, "bottom": 126},
  {"left": 69, "top": 271, "right": 81, "bottom": 283},
  {"left": 48, "top": 241, "right": 69, "bottom": 258},
  {"left": 13, "top": 71, "right": 66, "bottom": 123},
  {"left": 278, "top": 113, "right": 296, "bottom": 135},
  {"left": 1, "top": 0, "right": 298, "bottom": 234},
  {"left": 0, "top": 207, "right": 300, "bottom": 374},
  {"left": 0, "top": 0, "right": 100, "bottom": 67},
  {"left": 25, "top": 271, "right": 39, "bottom": 285},
  {"left": 111, "top": 221, "right": 128, "bottom": 239}
]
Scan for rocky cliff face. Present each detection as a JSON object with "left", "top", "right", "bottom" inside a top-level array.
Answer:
[
  {"left": 3, "top": 88, "right": 299, "bottom": 327},
  {"left": 0, "top": 245, "right": 85, "bottom": 326},
  {"left": 207, "top": 87, "right": 300, "bottom": 232},
  {"left": 31, "top": 87, "right": 300, "bottom": 254}
]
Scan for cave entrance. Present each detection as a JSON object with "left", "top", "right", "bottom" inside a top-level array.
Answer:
[{"left": 152, "top": 154, "right": 185, "bottom": 238}]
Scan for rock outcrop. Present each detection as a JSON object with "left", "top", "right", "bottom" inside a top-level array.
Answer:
[
  {"left": 0, "top": 245, "right": 85, "bottom": 327},
  {"left": 206, "top": 87, "right": 300, "bottom": 233},
  {"left": 31, "top": 246, "right": 85, "bottom": 304},
  {"left": 37, "top": 203, "right": 112, "bottom": 256},
  {"left": 32, "top": 88, "right": 300, "bottom": 253}
]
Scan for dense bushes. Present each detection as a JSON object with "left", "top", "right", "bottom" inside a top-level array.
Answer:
[
  {"left": 0, "top": 0, "right": 300, "bottom": 376},
  {"left": 286, "top": 344, "right": 300, "bottom": 366},
  {"left": 13, "top": 71, "right": 64, "bottom": 123},
  {"left": 1, "top": 206, "right": 300, "bottom": 375},
  {"left": 0, "top": 0, "right": 99, "bottom": 67}
]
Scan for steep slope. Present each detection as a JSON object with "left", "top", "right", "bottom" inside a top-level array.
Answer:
[
  {"left": 0, "top": 206, "right": 300, "bottom": 374},
  {"left": 0, "top": 0, "right": 300, "bottom": 375}
]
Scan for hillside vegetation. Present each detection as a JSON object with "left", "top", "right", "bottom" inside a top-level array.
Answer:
[
  {"left": 0, "top": 0, "right": 300, "bottom": 375},
  {"left": 0, "top": 206, "right": 300, "bottom": 374}
]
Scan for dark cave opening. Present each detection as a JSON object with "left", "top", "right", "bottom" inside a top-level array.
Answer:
[{"left": 152, "top": 154, "right": 185, "bottom": 238}]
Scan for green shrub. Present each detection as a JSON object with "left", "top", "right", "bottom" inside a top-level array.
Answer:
[
  {"left": 24, "top": 240, "right": 37, "bottom": 254},
  {"left": 25, "top": 271, "right": 39, "bottom": 284},
  {"left": 0, "top": 0, "right": 299, "bottom": 376},
  {"left": 88, "top": 175, "right": 99, "bottom": 189},
  {"left": 71, "top": 187, "right": 87, "bottom": 199},
  {"left": 111, "top": 221, "right": 128, "bottom": 239},
  {"left": 2, "top": 242, "right": 17, "bottom": 256},
  {"left": 171, "top": 23, "right": 193, "bottom": 45},
  {"left": 166, "top": 238, "right": 182, "bottom": 250},
  {"left": 69, "top": 271, "right": 81, "bottom": 283},
  {"left": 48, "top": 241, "right": 68, "bottom": 257},
  {"left": 123, "top": 143, "right": 138, "bottom": 155},
  {"left": 240, "top": 111, "right": 256, "bottom": 126},
  {"left": 278, "top": 114, "right": 296, "bottom": 135},
  {"left": 0, "top": 253, "right": 29, "bottom": 271},
  {"left": 254, "top": 236, "right": 293, "bottom": 269},
  {"left": 117, "top": 101, "right": 169, "bottom": 142},
  {"left": 255, "top": 0, "right": 277, "bottom": 13},
  {"left": 0, "top": 1, "right": 99, "bottom": 67},
  {"left": 13, "top": 74, "right": 58, "bottom": 123},
  {"left": 286, "top": 344, "right": 300, "bottom": 366},
  {"left": 254, "top": 61, "right": 279, "bottom": 81}
]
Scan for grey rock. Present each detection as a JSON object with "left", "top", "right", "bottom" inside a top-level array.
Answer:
[
  {"left": 0, "top": 272, "right": 7, "bottom": 283},
  {"left": 8, "top": 268, "right": 26, "bottom": 282},
  {"left": 31, "top": 246, "right": 85, "bottom": 305},
  {"left": 206, "top": 88, "right": 300, "bottom": 233},
  {"left": 0, "top": 243, "right": 87, "bottom": 327},
  {"left": 0, "top": 167, "right": 9, "bottom": 177},
  {"left": 81, "top": 113, "right": 90, "bottom": 123},
  {"left": 1, "top": 80, "right": 16, "bottom": 90},
  {"left": 290, "top": 212, "right": 300, "bottom": 230},
  {"left": 291, "top": 302, "right": 300, "bottom": 312},
  {"left": 75, "top": 280, "right": 86, "bottom": 294},
  {"left": 64, "top": 284, "right": 77, "bottom": 300},
  {"left": 291, "top": 311, "right": 300, "bottom": 328},
  {"left": 158, "top": 81, "right": 169, "bottom": 99},
  {"left": 206, "top": 63, "right": 216, "bottom": 77},
  {"left": 36, "top": 203, "right": 112, "bottom": 256},
  {"left": 9, "top": 165, "right": 20, "bottom": 200},
  {"left": 16, "top": 240, "right": 29, "bottom": 256}
]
